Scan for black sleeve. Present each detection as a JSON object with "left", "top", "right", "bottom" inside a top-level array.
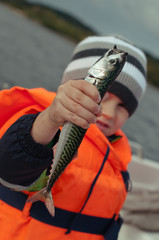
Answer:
[{"left": 0, "top": 113, "right": 60, "bottom": 187}]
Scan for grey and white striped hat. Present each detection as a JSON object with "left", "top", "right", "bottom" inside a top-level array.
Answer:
[{"left": 61, "top": 35, "right": 147, "bottom": 116}]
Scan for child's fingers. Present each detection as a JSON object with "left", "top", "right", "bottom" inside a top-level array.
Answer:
[
  {"left": 64, "top": 109, "right": 91, "bottom": 129},
  {"left": 59, "top": 80, "right": 101, "bottom": 115},
  {"left": 61, "top": 94, "right": 98, "bottom": 126},
  {"left": 65, "top": 88, "right": 100, "bottom": 116},
  {"left": 50, "top": 80, "right": 102, "bottom": 128},
  {"left": 70, "top": 80, "right": 101, "bottom": 103},
  {"left": 51, "top": 101, "right": 91, "bottom": 129}
]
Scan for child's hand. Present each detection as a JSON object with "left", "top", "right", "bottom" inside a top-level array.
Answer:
[
  {"left": 48, "top": 80, "right": 102, "bottom": 129},
  {"left": 31, "top": 80, "right": 102, "bottom": 145}
]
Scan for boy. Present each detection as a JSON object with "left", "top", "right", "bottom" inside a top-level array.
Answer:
[{"left": 0, "top": 35, "right": 147, "bottom": 240}]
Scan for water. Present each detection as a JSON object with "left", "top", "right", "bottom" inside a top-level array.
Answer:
[
  {"left": 122, "top": 84, "right": 159, "bottom": 162},
  {"left": 0, "top": 3, "right": 75, "bottom": 92},
  {"left": 0, "top": 3, "right": 159, "bottom": 162}
]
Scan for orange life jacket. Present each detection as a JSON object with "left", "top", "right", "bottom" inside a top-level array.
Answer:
[{"left": 0, "top": 86, "right": 132, "bottom": 240}]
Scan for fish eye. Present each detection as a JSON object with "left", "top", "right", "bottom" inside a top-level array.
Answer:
[{"left": 110, "top": 59, "right": 117, "bottom": 65}]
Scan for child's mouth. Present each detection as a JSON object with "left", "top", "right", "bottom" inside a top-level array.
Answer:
[{"left": 96, "top": 120, "right": 110, "bottom": 131}]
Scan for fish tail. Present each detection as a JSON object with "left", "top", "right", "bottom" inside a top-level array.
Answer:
[{"left": 27, "top": 187, "right": 55, "bottom": 217}]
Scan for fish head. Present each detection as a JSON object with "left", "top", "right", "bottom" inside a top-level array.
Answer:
[{"left": 88, "top": 45, "right": 128, "bottom": 80}]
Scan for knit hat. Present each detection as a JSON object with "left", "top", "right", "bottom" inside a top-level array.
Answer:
[{"left": 61, "top": 35, "right": 147, "bottom": 116}]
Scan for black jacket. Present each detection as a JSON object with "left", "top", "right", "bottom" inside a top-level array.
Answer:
[{"left": 0, "top": 114, "right": 60, "bottom": 187}]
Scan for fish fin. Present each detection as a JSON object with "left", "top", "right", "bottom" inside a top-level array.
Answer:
[
  {"left": 27, "top": 187, "right": 55, "bottom": 217},
  {"left": 44, "top": 191, "right": 55, "bottom": 217},
  {"left": 73, "top": 150, "right": 78, "bottom": 159},
  {"left": 27, "top": 188, "right": 46, "bottom": 202}
]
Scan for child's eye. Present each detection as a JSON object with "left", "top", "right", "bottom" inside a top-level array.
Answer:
[{"left": 118, "top": 103, "right": 125, "bottom": 108}]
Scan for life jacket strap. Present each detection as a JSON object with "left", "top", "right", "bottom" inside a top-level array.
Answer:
[{"left": 0, "top": 185, "right": 122, "bottom": 239}]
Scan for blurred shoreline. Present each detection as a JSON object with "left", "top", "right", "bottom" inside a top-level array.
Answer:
[
  {"left": 1, "top": 0, "right": 159, "bottom": 89},
  {"left": 0, "top": 3, "right": 159, "bottom": 162}
]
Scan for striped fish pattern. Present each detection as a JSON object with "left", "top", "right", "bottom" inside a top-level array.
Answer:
[
  {"left": 46, "top": 124, "right": 86, "bottom": 192},
  {"left": 27, "top": 45, "right": 127, "bottom": 217}
]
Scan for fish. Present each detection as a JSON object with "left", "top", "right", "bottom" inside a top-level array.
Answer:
[{"left": 26, "top": 45, "right": 127, "bottom": 217}]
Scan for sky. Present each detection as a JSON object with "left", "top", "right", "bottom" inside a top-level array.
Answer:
[{"left": 27, "top": 0, "right": 159, "bottom": 58}]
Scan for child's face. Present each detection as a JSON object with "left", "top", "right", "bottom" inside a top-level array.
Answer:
[{"left": 95, "top": 93, "right": 129, "bottom": 136}]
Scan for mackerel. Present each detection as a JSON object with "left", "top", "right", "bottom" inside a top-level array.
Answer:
[{"left": 27, "top": 45, "right": 127, "bottom": 216}]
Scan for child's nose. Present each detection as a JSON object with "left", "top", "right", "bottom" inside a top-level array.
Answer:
[{"left": 102, "top": 101, "right": 116, "bottom": 119}]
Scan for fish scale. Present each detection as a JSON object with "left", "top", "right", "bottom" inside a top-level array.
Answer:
[
  {"left": 27, "top": 45, "right": 127, "bottom": 217},
  {"left": 46, "top": 124, "right": 86, "bottom": 192}
]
